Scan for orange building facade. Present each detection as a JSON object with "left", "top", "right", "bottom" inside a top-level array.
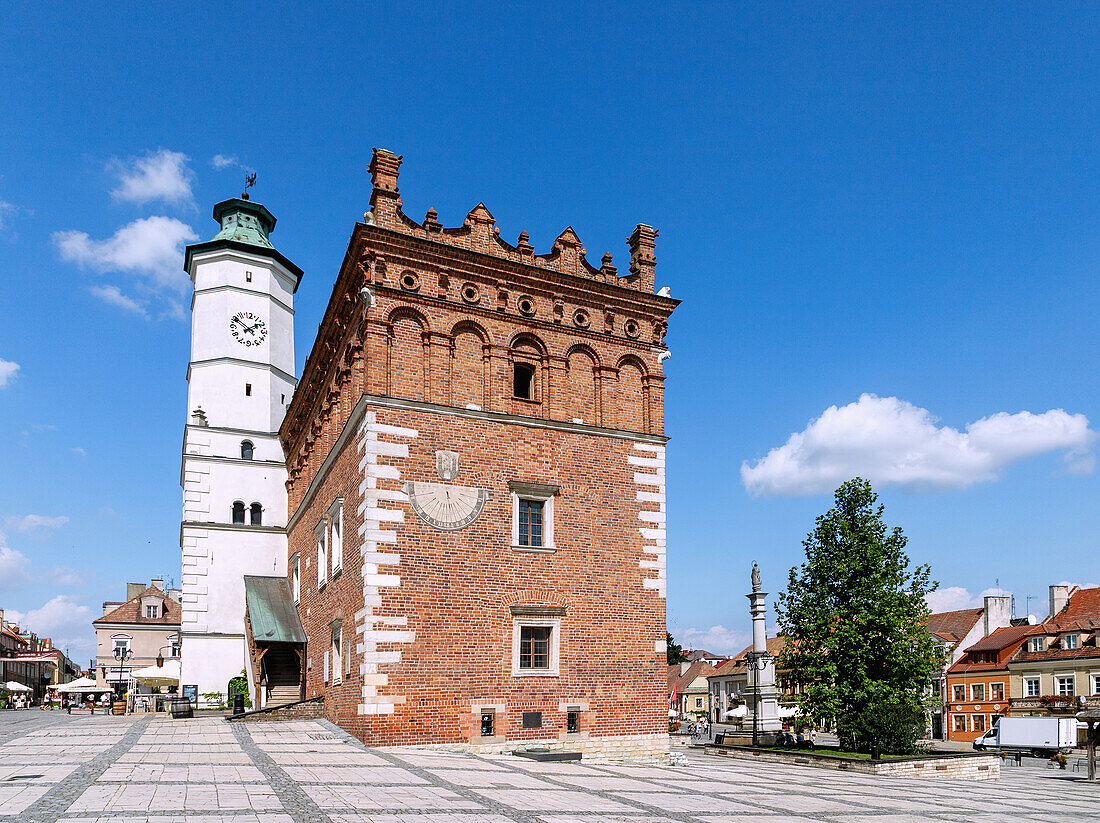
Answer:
[{"left": 945, "top": 625, "right": 1034, "bottom": 743}]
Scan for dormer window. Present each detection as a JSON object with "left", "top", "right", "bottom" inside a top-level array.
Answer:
[
  {"left": 1029, "top": 637, "right": 1045, "bottom": 653},
  {"left": 1064, "top": 633, "right": 1079, "bottom": 650},
  {"left": 145, "top": 604, "right": 158, "bottom": 619}
]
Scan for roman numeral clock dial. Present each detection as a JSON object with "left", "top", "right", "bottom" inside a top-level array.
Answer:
[
  {"left": 405, "top": 482, "right": 490, "bottom": 531},
  {"left": 229, "top": 311, "right": 268, "bottom": 347}
]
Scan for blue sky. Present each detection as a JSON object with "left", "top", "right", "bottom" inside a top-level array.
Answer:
[{"left": 2, "top": 3, "right": 1099, "bottom": 662}]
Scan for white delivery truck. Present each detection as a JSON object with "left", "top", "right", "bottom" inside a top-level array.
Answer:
[{"left": 973, "top": 717, "right": 1076, "bottom": 756}]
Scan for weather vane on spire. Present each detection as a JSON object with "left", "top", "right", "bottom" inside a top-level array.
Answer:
[{"left": 242, "top": 173, "right": 257, "bottom": 200}]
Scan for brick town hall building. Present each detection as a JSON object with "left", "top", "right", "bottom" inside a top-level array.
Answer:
[{"left": 179, "top": 150, "right": 677, "bottom": 759}]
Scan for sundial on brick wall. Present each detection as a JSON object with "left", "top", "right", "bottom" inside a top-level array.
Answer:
[{"left": 405, "top": 451, "right": 490, "bottom": 531}]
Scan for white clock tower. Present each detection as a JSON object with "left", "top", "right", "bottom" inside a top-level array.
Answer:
[{"left": 179, "top": 196, "right": 301, "bottom": 704}]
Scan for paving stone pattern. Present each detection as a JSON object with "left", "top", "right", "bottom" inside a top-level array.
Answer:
[{"left": 0, "top": 713, "right": 1098, "bottom": 822}]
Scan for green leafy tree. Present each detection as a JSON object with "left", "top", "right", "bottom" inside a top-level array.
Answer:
[
  {"left": 666, "top": 631, "right": 687, "bottom": 665},
  {"left": 776, "top": 478, "right": 939, "bottom": 754}
]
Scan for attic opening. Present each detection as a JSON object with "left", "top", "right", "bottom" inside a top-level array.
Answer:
[{"left": 513, "top": 363, "right": 536, "bottom": 400}]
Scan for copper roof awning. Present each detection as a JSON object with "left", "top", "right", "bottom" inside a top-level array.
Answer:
[{"left": 244, "top": 576, "right": 306, "bottom": 644}]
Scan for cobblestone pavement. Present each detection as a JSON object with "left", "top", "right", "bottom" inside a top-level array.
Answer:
[{"left": 1, "top": 712, "right": 1098, "bottom": 822}]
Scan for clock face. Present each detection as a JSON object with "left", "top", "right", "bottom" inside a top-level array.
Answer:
[
  {"left": 405, "top": 481, "right": 490, "bottom": 531},
  {"left": 230, "top": 311, "right": 268, "bottom": 347}
]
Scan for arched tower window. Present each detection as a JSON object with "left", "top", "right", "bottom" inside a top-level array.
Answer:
[
  {"left": 250, "top": 503, "right": 263, "bottom": 526},
  {"left": 232, "top": 501, "right": 245, "bottom": 524},
  {"left": 241, "top": 440, "right": 254, "bottom": 460}
]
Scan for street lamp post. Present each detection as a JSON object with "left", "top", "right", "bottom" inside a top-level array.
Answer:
[
  {"left": 112, "top": 647, "right": 133, "bottom": 700},
  {"left": 746, "top": 651, "right": 769, "bottom": 748}
]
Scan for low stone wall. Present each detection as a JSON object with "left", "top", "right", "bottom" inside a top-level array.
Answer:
[
  {"left": 706, "top": 744, "right": 1001, "bottom": 780},
  {"left": 380, "top": 732, "right": 671, "bottom": 764},
  {"left": 227, "top": 697, "right": 325, "bottom": 723}
]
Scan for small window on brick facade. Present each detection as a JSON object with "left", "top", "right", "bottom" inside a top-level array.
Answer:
[
  {"left": 513, "top": 363, "right": 535, "bottom": 400},
  {"left": 232, "top": 501, "right": 245, "bottom": 524},
  {"left": 317, "top": 524, "right": 328, "bottom": 589},
  {"left": 509, "top": 481, "right": 557, "bottom": 551},
  {"left": 481, "top": 710, "right": 495, "bottom": 737},
  {"left": 291, "top": 553, "right": 300, "bottom": 605},
  {"left": 329, "top": 500, "right": 343, "bottom": 573},
  {"left": 331, "top": 622, "right": 342, "bottom": 686},
  {"left": 567, "top": 710, "right": 579, "bottom": 733},
  {"left": 520, "top": 626, "right": 551, "bottom": 670}
]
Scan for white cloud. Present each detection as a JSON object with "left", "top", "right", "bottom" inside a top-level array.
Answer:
[
  {"left": 88, "top": 284, "right": 148, "bottom": 317},
  {"left": 0, "top": 358, "right": 19, "bottom": 388},
  {"left": 0, "top": 199, "right": 16, "bottom": 230},
  {"left": 53, "top": 215, "right": 198, "bottom": 294},
  {"left": 926, "top": 586, "right": 1010, "bottom": 613},
  {"left": 4, "top": 514, "right": 69, "bottom": 533},
  {"left": 110, "top": 149, "right": 194, "bottom": 207},
  {"left": 50, "top": 567, "right": 85, "bottom": 587},
  {"left": 5, "top": 596, "right": 95, "bottom": 660},
  {"left": 70, "top": 446, "right": 87, "bottom": 457},
  {"left": 211, "top": 154, "right": 254, "bottom": 173},
  {"left": 741, "top": 394, "right": 1096, "bottom": 497},
  {"left": 671, "top": 625, "right": 751, "bottom": 656},
  {"left": 0, "top": 545, "right": 29, "bottom": 591}
]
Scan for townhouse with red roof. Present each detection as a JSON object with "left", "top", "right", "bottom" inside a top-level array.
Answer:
[
  {"left": 945, "top": 624, "right": 1037, "bottom": 742},
  {"left": 1009, "top": 585, "right": 1100, "bottom": 726}
]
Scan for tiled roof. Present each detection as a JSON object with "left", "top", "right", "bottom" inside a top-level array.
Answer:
[
  {"left": 668, "top": 661, "right": 717, "bottom": 694},
  {"left": 926, "top": 609, "right": 983, "bottom": 643},
  {"left": 93, "top": 586, "right": 180, "bottom": 626},
  {"left": 1014, "top": 646, "right": 1100, "bottom": 663},
  {"left": 1049, "top": 587, "right": 1100, "bottom": 630},
  {"left": 708, "top": 637, "right": 789, "bottom": 678},
  {"left": 963, "top": 624, "right": 1039, "bottom": 653}
]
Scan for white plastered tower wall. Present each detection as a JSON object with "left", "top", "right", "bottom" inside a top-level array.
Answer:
[{"left": 179, "top": 198, "right": 301, "bottom": 705}]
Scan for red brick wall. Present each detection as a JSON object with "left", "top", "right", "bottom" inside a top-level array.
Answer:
[
  {"left": 280, "top": 150, "right": 676, "bottom": 748},
  {"left": 290, "top": 403, "right": 667, "bottom": 746}
]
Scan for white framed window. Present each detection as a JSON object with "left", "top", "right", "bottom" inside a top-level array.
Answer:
[
  {"left": 1057, "top": 675, "right": 1075, "bottom": 696},
  {"left": 971, "top": 683, "right": 985, "bottom": 701},
  {"left": 972, "top": 714, "right": 986, "bottom": 732},
  {"left": 1064, "top": 634, "right": 1079, "bottom": 650},
  {"left": 695, "top": 697, "right": 703, "bottom": 709},
  {"left": 290, "top": 553, "right": 300, "bottom": 605},
  {"left": 329, "top": 499, "right": 343, "bottom": 574},
  {"left": 112, "top": 635, "right": 131, "bottom": 654},
  {"left": 952, "top": 684, "right": 965, "bottom": 702},
  {"left": 509, "top": 481, "right": 558, "bottom": 551},
  {"left": 1024, "top": 676, "right": 1040, "bottom": 697},
  {"left": 323, "top": 649, "right": 329, "bottom": 683},
  {"left": 145, "top": 605, "right": 158, "bottom": 619},
  {"left": 1091, "top": 673, "right": 1100, "bottom": 695},
  {"left": 316, "top": 521, "right": 328, "bottom": 589},
  {"left": 952, "top": 714, "right": 966, "bottom": 732},
  {"left": 330, "top": 622, "right": 342, "bottom": 686},
  {"left": 1029, "top": 637, "right": 1045, "bottom": 653},
  {"left": 511, "top": 615, "right": 560, "bottom": 677},
  {"left": 990, "top": 682, "right": 1004, "bottom": 701}
]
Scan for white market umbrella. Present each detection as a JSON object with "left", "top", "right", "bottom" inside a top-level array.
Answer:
[
  {"left": 3, "top": 681, "right": 31, "bottom": 692},
  {"left": 131, "top": 659, "right": 180, "bottom": 687},
  {"left": 724, "top": 705, "right": 747, "bottom": 719},
  {"left": 56, "top": 677, "right": 98, "bottom": 692}
]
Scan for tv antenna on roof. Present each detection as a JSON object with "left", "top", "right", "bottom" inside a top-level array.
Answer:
[{"left": 242, "top": 173, "right": 257, "bottom": 200}]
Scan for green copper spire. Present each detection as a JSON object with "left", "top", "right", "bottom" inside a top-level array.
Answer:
[{"left": 209, "top": 198, "right": 277, "bottom": 249}]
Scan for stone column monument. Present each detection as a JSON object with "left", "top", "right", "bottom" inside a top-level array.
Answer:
[{"left": 746, "top": 563, "right": 783, "bottom": 737}]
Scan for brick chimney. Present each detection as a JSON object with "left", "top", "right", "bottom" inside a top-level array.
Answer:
[
  {"left": 368, "top": 148, "right": 403, "bottom": 229},
  {"left": 983, "top": 595, "right": 1011, "bottom": 636},
  {"left": 626, "top": 224, "right": 657, "bottom": 293},
  {"left": 1049, "top": 585, "right": 1071, "bottom": 620}
]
